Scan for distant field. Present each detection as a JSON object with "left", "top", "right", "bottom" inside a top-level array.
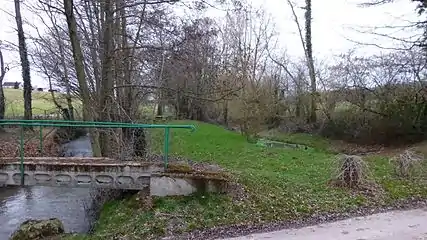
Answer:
[
  {"left": 3, "top": 88, "right": 80, "bottom": 118},
  {"left": 2, "top": 88, "right": 171, "bottom": 119}
]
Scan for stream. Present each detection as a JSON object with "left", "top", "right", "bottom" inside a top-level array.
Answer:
[{"left": 0, "top": 136, "right": 94, "bottom": 239}]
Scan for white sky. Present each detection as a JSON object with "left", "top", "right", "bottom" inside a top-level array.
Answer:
[{"left": 0, "top": 0, "right": 422, "bottom": 88}]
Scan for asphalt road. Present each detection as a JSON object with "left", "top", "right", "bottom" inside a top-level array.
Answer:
[{"left": 223, "top": 208, "right": 427, "bottom": 240}]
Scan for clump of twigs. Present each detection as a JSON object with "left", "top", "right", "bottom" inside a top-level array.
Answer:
[
  {"left": 390, "top": 149, "right": 424, "bottom": 179},
  {"left": 331, "top": 154, "right": 373, "bottom": 189}
]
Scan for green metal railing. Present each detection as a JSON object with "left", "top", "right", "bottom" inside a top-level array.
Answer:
[{"left": 0, "top": 119, "right": 196, "bottom": 186}]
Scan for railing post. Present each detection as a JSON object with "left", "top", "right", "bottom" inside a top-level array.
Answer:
[
  {"left": 39, "top": 126, "right": 43, "bottom": 153},
  {"left": 163, "top": 127, "right": 170, "bottom": 169},
  {"left": 19, "top": 126, "right": 25, "bottom": 186}
]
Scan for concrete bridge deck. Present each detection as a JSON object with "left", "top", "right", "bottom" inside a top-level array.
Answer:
[
  {"left": 0, "top": 157, "right": 163, "bottom": 190},
  {"left": 0, "top": 157, "right": 228, "bottom": 196}
]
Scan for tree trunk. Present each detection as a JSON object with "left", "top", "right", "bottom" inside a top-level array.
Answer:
[
  {"left": 156, "top": 29, "right": 166, "bottom": 118},
  {"left": 121, "top": 9, "right": 133, "bottom": 121},
  {"left": 64, "top": 0, "right": 101, "bottom": 156},
  {"left": 0, "top": 48, "right": 6, "bottom": 126},
  {"left": 84, "top": 0, "right": 102, "bottom": 95},
  {"left": 50, "top": 9, "right": 74, "bottom": 121},
  {"left": 223, "top": 100, "right": 228, "bottom": 126},
  {"left": 99, "top": 0, "right": 115, "bottom": 156},
  {"left": 305, "top": 0, "right": 317, "bottom": 124},
  {"left": 14, "top": 0, "right": 32, "bottom": 126},
  {"left": 157, "top": 103, "right": 163, "bottom": 116}
]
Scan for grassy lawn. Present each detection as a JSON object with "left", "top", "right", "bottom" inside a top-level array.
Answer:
[
  {"left": 66, "top": 121, "right": 427, "bottom": 239},
  {"left": 3, "top": 88, "right": 80, "bottom": 117}
]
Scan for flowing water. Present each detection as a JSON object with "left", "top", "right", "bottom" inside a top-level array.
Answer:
[{"left": 0, "top": 136, "right": 94, "bottom": 239}]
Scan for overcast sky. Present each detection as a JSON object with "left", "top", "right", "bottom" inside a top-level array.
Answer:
[{"left": 0, "top": 0, "right": 422, "bottom": 88}]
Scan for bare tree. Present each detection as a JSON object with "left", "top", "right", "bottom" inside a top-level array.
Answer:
[
  {"left": 27, "top": 1, "right": 76, "bottom": 120},
  {"left": 14, "top": 0, "right": 32, "bottom": 125},
  {"left": 353, "top": 0, "right": 426, "bottom": 51},
  {"left": 286, "top": 0, "right": 317, "bottom": 124},
  {"left": 26, "top": 0, "right": 287, "bottom": 150}
]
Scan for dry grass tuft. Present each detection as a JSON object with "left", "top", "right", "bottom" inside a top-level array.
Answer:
[
  {"left": 331, "top": 154, "right": 373, "bottom": 189},
  {"left": 390, "top": 149, "right": 425, "bottom": 178}
]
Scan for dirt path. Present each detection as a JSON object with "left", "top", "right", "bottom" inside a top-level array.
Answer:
[{"left": 222, "top": 208, "right": 427, "bottom": 240}]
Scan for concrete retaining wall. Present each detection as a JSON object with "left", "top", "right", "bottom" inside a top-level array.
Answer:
[{"left": 150, "top": 176, "right": 226, "bottom": 196}]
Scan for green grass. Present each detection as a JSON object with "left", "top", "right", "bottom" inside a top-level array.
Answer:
[
  {"left": 66, "top": 121, "right": 427, "bottom": 240},
  {"left": 3, "top": 88, "right": 80, "bottom": 117}
]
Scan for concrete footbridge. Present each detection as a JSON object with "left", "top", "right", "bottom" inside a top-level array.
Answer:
[
  {"left": 0, "top": 157, "right": 160, "bottom": 189},
  {"left": 0, "top": 119, "right": 228, "bottom": 196},
  {"left": 0, "top": 157, "right": 227, "bottom": 196}
]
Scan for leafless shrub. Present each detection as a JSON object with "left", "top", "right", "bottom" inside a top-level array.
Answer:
[
  {"left": 390, "top": 149, "right": 425, "bottom": 178},
  {"left": 229, "top": 81, "right": 283, "bottom": 141},
  {"left": 331, "top": 154, "right": 373, "bottom": 189}
]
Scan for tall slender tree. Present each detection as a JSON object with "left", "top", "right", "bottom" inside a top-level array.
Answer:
[
  {"left": 304, "top": 0, "right": 316, "bottom": 124},
  {"left": 14, "top": 0, "right": 32, "bottom": 125},
  {"left": 286, "top": 0, "right": 317, "bottom": 123}
]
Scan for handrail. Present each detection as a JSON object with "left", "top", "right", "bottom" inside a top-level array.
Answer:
[
  {"left": 0, "top": 122, "right": 195, "bottom": 130},
  {"left": 0, "top": 119, "right": 196, "bottom": 130},
  {"left": 0, "top": 119, "right": 196, "bottom": 186}
]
